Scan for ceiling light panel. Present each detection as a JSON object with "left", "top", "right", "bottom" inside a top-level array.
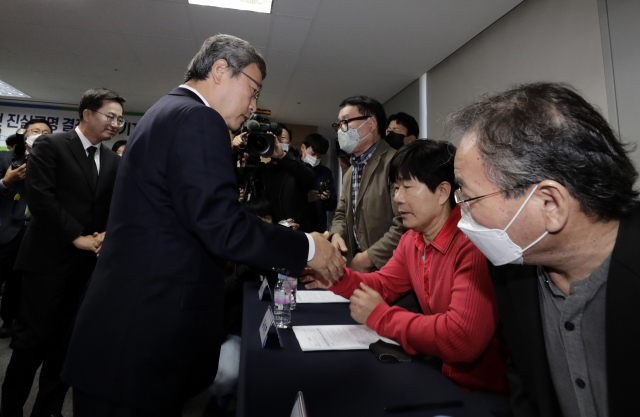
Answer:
[
  {"left": 0, "top": 80, "right": 30, "bottom": 98},
  {"left": 188, "top": 0, "right": 272, "bottom": 14}
]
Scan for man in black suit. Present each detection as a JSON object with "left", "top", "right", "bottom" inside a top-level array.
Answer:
[
  {"left": 62, "top": 34, "right": 344, "bottom": 416},
  {"left": 0, "top": 89, "right": 124, "bottom": 417},
  {"left": 451, "top": 82, "right": 639, "bottom": 417},
  {"left": 0, "top": 120, "right": 53, "bottom": 340}
]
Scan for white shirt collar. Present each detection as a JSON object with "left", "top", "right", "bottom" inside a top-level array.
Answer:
[
  {"left": 75, "top": 126, "right": 99, "bottom": 151},
  {"left": 179, "top": 85, "right": 210, "bottom": 107}
]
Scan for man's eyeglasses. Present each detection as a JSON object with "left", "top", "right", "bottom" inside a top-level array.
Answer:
[
  {"left": 233, "top": 67, "right": 262, "bottom": 100},
  {"left": 332, "top": 115, "right": 370, "bottom": 134},
  {"left": 91, "top": 110, "right": 125, "bottom": 127},
  {"left": 454, "top": 185, "right": 532, "bottom": 211},
  {"left": 26, "top": 128, "right": 51, "bottom": 135}
]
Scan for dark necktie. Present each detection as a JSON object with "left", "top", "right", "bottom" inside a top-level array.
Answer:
[{"left": 87, "top": 146, "right": 98, "bottom": 187}]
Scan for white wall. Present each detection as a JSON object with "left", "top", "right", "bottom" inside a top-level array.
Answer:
[
  {"left": 382, "top": 79, "right": 420, "bottom": 133},
  {"left": 426, "top": 0, "right": 608, "bottom": 142}
]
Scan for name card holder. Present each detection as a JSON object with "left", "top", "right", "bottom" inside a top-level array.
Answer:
[
  {"left": 259, "top": 306, "right": 283, "bottom": 348},
  {"left": 290, "top": 391, "right": 309, "bottom": 417},
  {"left": 259, "top": 278, "right": 272, "bottom": 301}
]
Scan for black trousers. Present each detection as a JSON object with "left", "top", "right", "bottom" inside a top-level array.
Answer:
[
  {"left": 0, "top": 260, "right": 94, "bottom": 416},
  {"left": 0, "top": 226, "right": 25, "bottom": 325},
  {"left": 73, "top": 390, "right": 182, "bottom": 417}
]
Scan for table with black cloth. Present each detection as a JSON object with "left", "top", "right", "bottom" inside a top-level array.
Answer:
[{"left": 237, "top": 281, "right": 494, "bottom": 417}]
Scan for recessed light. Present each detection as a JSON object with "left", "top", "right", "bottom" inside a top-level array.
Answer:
[
  {"left": 188, "top": 0, "right": 272, "bottom": 14},
  {"left": 0, "top": 80, "right": 30, "bottom": 98}
]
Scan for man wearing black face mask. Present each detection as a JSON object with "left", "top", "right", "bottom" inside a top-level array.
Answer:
[{"left": 386, "top": 112, "right": 419, "bottom": 150}]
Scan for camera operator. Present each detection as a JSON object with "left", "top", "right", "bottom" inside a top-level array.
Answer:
[
  {"left": 233, "top": 123, "right": 315, "bottom": 232},
  {"left": 301, "top": 133, "right": 337, "bottom": 232}
]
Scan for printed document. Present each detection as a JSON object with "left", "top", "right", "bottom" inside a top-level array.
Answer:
[
  {"left": 296, "top": 291, "right": 350, "bottom": 303},
  {"left": 292, "top": 325, "right": 399, "bottom": 351}
]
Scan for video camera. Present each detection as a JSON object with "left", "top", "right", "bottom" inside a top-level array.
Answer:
[
  {"left": 11, "top": 128, "right": 28, "bottom": 169},
  {"left": 238, "top": 114, "right": 282, "bottom": 158}
]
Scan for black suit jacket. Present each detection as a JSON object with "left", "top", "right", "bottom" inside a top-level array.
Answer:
[
  {"left": 62, "top": 87, "right": 309, "bottom": 411},
  {"left": 0, "top": 150, "right": 28, "bottom": 244},
  {"left": 490, "top": 208, "right": 640, "bottom": 417},
  {"left": 14, "top": 130, "right": 120, "bottom": 273}
]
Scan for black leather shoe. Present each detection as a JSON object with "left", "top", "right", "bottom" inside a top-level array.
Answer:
[{"left": 0, "top": 321, "right": 13, "bottom": 338}]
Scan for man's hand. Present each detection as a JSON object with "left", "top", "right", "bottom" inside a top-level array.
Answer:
[
  {"left": 2, "top": 164, "right": 26, "bottom": 187},
  {"left": 308, "top": 231, "right": 345, "bottom": 286},
  {"left": 331, "top": 233, "right": 348, "bottom": 254},
  {"left": 350, "top": 251, "right": 375, "bottom": 273},
  {"left": 320, "top": 189, "right": 330, "bottom": 200},
  {"left": 238, "top": 188, "right": 244, "bottom": 203},
  {"left": 299, "top": 267, "right": 335, "bottom": 289},
  {"left": 286, "top": 218, "right": 299, "bottom": 230},
  {"left": 270, "top": 136, "right": 284, "bottom": 160},
  {"left": 93, "top": 232, "right": 106, "bottom": 256},
  {"left": 308, "top": 190, "right": 322, "bottom": 203},
  {"left": 72, "top": 235, "right": 101, "bottom": 252},
  {"left": 350, "top": 282, "right": 384, "bottom": 324},
  {"left": 231, "top": 132, "right": 247, "bottom": 150}
]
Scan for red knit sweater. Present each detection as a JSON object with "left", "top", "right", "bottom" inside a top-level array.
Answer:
[{"left": 330, "top": 207, "right": 510, "bottom": 393}]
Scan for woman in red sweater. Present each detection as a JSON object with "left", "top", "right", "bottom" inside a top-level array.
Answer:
[{"left": 304, "top": 139, "right": 510, "bottom": 394}]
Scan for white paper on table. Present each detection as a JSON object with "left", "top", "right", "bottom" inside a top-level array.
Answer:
[
  {"left": 292, "top": 325, "right": 399, "bottom": 351},
  {"left": 296, "top": 291, "right": 350, "bottom": 303}
]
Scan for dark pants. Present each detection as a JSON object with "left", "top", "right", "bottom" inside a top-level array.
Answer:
[
  {"left": 0, "top": 260, "right": 94, "bottom": 416},
  {"left": 73, "top": 390, "right": 182, "bottom": 417},
  {"left": 0, "top": 226, "right": 25, "bottom": 325}
]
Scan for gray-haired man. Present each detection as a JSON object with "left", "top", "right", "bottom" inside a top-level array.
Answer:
[{"left": 451, "top": 82, "right": 639, "bottom": 417}]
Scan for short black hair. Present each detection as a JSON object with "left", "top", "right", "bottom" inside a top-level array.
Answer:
[
  {"left": 78, "top": 88, "right": 126, "bottom": 120},
  {"left": 388, "top": 112, "right": 419, "bottom": 138},
  {"left": 24, "top": 118, "right": 53, "bottom": 133},
  {"left": 389, "top": 139, "right": 457, "bottom": 208},
  {"left": 5, "top": 134, "right": 17, "bottom": 148},
  {"left": 279, "top": 123, "right": 292, "bottom": 141},
  {"left": 303, "top": 133, "right": 329, "bottom": 155},
  {"left": 339, "top": 96, "right": 387, "bottom": 138},
  {"left": 244, "top": 198, "right": 273, "bottom": 218},
  {"left": 111, "top": 140, "right": 127, "bottom": 153}
]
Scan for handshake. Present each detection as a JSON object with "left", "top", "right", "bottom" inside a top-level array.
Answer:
[{"left": 306, "top": 232, "right": 346, "bottom": 287}]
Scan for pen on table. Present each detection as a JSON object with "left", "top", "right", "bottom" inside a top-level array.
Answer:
[{"left": 384, "top": 400, "right": 464, "bottom": 413}]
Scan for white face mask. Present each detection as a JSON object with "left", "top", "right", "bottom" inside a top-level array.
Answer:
[
  {"left": 26, "top": 134, "right": 41, "bottom": 149},
  {"left": 337, "top": 118, "right": 371, "bottom": 154},
  {"left": 280, "top": 143, "right": 289, "bottom": 153},
  {"left": 457, "top": 184, "right": 548, "bottom": 266},
  {"left": 303, "top": 151, "right": 320, "bottom": 167}
]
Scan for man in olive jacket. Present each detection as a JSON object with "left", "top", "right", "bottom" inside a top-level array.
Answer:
[{"left": 330, "top": 96, "right": 406, "bottom": 272}]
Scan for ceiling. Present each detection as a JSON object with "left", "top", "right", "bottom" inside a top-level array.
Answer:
[{"left": 0, "top": 0, "right": 522, "bottom": 129}]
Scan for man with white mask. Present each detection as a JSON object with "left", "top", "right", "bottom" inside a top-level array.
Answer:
[
  {"left": 300, "top": 133, "right": 337, "bottom": 232},
  {"left": 330, "top": 96, "right": 405, "bottom": 272},
  {"left": 450, "top": 82, "right": 639, "bottom": 417}
]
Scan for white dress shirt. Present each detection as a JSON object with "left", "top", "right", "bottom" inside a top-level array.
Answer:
[
  {"left": 177, "top": 85, "right": 315, "bottom": 262},
  {"left": 75, "top": 126, "right": 100, "bottom": 174}
]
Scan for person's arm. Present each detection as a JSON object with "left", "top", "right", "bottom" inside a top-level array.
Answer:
[
  {"left": 322, "top": 168, "right": 338, "bottom": 211},
  {"left": 167, "top": 108, "right": 342, "bottom": 281},
  {"left": 366, "top": 182, "right": 406, "bottom": 269},
  {"left": 329, "top": 168, "right": 350, "bottom": 243},
  {"left": 366, "top": 240, "right": 500, "bottom": 360},
  {"left": 24, "top": 136, "right": 86, "bottom": 243},
  {"left": 276, "top": 153, "right": 315, "bottom": 191}
]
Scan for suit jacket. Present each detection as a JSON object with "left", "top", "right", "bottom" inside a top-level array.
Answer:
[
  {"left": 490, "top": 208, "right": 640, "bottom": 417},
  {"left": 0, "top": 150, "right": 28, "bottom": 244},
  {"left": 309, "top": 163, "right": 337, "bottom": 232},
  {"left": 14, "top": 130, "right": 120, "bottom": 273},
  {"left": 330, "top": 139, "right": 406, "bottom": 269},
  {"left": 62, "top": 87, "right": 309, "bottom": 411}
]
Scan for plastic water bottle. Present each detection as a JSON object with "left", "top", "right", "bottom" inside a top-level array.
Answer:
[
  {"left": 274, "top": 275, "right": 291, "bottom": 328},
  {"left": 287, "top": 276, "right": 298, "bottom": 310}
]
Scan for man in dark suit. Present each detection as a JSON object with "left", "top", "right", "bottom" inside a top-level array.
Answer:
[
  {"left": 451, "top": 82, "right": 639, "bottom": 417},
  {"left": 0, "top": 89, "right": 124, "bottom": 417},
  {"left": 0, "top": 120, "right": 53, "bottom": 340},
  {"left": 300, "top": 133, "right": 337, "bottom": 232},
  {"left": 62, "top": 34, "right": 344, "bottom": 416}
]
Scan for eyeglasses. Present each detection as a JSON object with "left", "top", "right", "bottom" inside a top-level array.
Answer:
[
  {"left": 232, "top": 67, "right": 262, "bottom": 100},
  {"left": 91, "top": 110, "right": 125, "bottom": 127},
  {"left": 454, "top": 185, "right": 532, "bottom": 212},
  {"left": 332, "top": 115, "right": 370, "bottom": 134},
  {"left": 26, "top": 128, "right": 52, "bottom": 135}
]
